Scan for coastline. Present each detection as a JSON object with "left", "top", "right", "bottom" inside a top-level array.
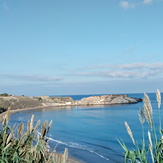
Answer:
[
  {"left": 0, "top": 105, "right": 49, "bottom": 122},
  {"left": 0, "top": 94, "right": 142, "bottom": 163}
]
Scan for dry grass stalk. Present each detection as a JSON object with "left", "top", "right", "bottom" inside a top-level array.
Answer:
[
  {"left": 144, "top": 93, "right": 153, "bottom": 116},
  {"left": 3, "top": 142, "right": 12, "bottom": 151},
  {"left": 139, "top": 107, "right": 145, "bottom": 124},
  {"left": 156, "top": 89, "right": 161, "bottom": 109},
  {"left": 6, "top": 132, "right": 13, "bottom": 145},
  {"left": 18, "top": 132, "right": 27, "bottom": 145},
  {"left": 34, "top": 120, "right": 41, "bottom": 133},
  {"left": 148, "top": 131, "right": 154, "bottom": 163},
  {"left": 144, "top": 103, "right": 152, "bottom": 129},
  {"left": 27, "top": 121, "right": 31, "bottom": 133},
  {"left": 30, "top": 114, "right": 34, "bottom": 130},
  {"left": 41, "top": 120, "right": 48, "bottom": 138},
  {"left": 2, "top": 107, "right": 10, "bottom": 126},
  {"left": 18, "top": 122, "right": 24, "bottom": 136},
  {"left": 125, "top": 121, "right": 135, "bottom": 145},
  {"left": 48, "top": 120, "right": 53, "bottom": 129},
  {"left": 47, "top": 120, "right": 53, "bottom": 133}
]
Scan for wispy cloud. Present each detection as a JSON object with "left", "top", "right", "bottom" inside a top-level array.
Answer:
[
  {"left": 120, "top": 0, "right": 153, "bottom": 9},
  {"left": 143, "top": 0, "right": 153, "bottom": 4},
  {"left": 2, "top": 74, "right": 63, "bottom": 82},
  {"left": 70, "top": 63, "right": 163, "bottom": 80},
  {"left": 120, "top": 1, "right": 130, "bottom": 9}
]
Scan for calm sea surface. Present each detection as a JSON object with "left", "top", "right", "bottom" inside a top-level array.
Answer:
[{"left": 9, "top": 93, "right": 162, "bottom": 163}]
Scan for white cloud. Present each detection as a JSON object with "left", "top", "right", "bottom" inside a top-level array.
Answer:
[
  {"left": 120, "top": 0, "right": 154, "bottom": 9},
  {"left": 2, "top": 74, "right": 63, "bottom": 82},
  {"left": 120, "top": 1, "right": 130, "bottom": 9},
  {"left": 115, "top": 62, "right": 163, "bottom": 70},
  {"left": 143, "top": 0, "right": 153, "bottom": 4},
  {"left": 71, "top": 63, "right": 163, "bottom": 80}
]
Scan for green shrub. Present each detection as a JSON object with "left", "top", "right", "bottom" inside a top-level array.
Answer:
[
  {"left": 118, "top": 90, "right": 163, "bottom": 163},
  {"left": 0, "top": 108, "right": 68, "bottom": 163}
]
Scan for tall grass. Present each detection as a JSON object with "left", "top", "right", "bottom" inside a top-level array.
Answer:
[
  {"left": 118, "top": 90, "right": 163, "bottom": 163},
  {"left": 0, "top": 108, "right": 68, "bottom": 163}
]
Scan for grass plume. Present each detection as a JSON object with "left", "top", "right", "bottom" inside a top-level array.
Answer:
[
  {"left": 0, "top": 111, "right": 69, "bottom": 163},
  {"left": 118, "top": 90, "right": 163, "bottom": 162},
  {"left": 125, "top": 121, "right": 135, "bottom": 145}
]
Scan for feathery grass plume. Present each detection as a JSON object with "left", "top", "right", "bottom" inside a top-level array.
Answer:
[
  {"left": 125, "top": 121, "right": 135, "bottom": 145},
  {"left": 139, "top": 107, "right": 146, "bottom": 144},
  {"left": 144, "top": 103, "right": 152, "bottom": 129},
  {"left": 144, "top": 93, "right": 152, "bottom": 116},
  {"left": 41, "top": 120, "right": 48, "bottom": 138},
  {"left": 148, "top": 131, "right": 154, "bottom": 163},
  {"left": 139, "top": 107, "right": 145, "bottom": 124},
  {"left": 156, "top": 89, "right": 161, "bottom": 109},
  {"left": 30, "top": 114, "right": 34, "bottom": 130},
  {"left": 27, "top": 121, "right": 31, "bottom": 133},
  {"left": 6, "top": 132, "right": 13, "bottom": 145},
  {"left": 18, "top": 122, "right": 24, "bottom": 136},
  {"left": 47, "top": 120, "right": 53, "bottom": 134},
  {"left": 34, "top": 120, "right": 40, "bottom": 133},
  {"left": 156, "top": 89, "right": 162, "bottom": 134},
  {"left": 18, "top": 132, "right": 27, "bottom": 146},
  {"left": 2, "top": 107, "right": 10, "bottom": 126}
]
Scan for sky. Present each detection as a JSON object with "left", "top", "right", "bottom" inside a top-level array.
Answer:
[{"left": 0, "top": 0, "right": 163, "bottom": 96}]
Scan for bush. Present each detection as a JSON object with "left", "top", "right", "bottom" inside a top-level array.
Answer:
[
  {"left": 118, "top": 90, "right": 163, "bottom": 163},
  {"left": 0, "top": 93, "right": 9, "bottom": 97},
  {"left": 0, "top": 109, "right": 68, "bottom": 163}
]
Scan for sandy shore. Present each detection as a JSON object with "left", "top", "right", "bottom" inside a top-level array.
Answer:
[
  {"left": 0, "top": 105, "right": 57, "bottom": 122},
  {"left": 0, "top": 106, "right": 84, "bottom": 163}
]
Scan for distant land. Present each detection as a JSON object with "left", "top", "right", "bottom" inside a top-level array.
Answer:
[{"left": 0, "top": 93, "right": 142, "bottom": 114}]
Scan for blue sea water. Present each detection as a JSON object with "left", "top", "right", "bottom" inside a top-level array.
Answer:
[{"left": 9, "top": 93, "right": 163, "bottom": 163}]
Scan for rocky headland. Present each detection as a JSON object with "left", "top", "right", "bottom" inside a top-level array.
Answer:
[{"left": 0, "top": 94, "right": 142, "bottom": 113}]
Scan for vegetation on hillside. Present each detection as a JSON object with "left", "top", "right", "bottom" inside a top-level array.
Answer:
[
  {"left": 0, "top": 108, "right": 68, "bottom": 163},
  {"left": 119, "top": 90, "right": 163, "bottom": 163}
]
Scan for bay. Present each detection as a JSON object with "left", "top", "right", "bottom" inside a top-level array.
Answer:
[{"left": 9, "top": 93, "right": 162, "bottom": 163}]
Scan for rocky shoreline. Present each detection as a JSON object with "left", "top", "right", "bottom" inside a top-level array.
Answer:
[{"left": 0, "top": 94, "right": 142, "bottom": 113}]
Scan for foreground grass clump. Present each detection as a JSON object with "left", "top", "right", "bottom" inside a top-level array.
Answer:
[
  {"left": 118, "top": 90, "right": 163, "bottom": 163},
  {"left": 0, "top": 109, "right": 68, "bottom": 163}
]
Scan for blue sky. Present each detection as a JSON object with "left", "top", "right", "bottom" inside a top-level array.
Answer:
[{"left": 0, "top": 0, "right": 163, "bottom": 96}]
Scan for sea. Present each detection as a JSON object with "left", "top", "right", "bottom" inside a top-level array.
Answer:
[{"left": 8, "top": 93, "right": 162, "bottom": 163}]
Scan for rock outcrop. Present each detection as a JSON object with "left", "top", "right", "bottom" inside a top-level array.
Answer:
[{"left": 74, "top": 94, "right": 142, "bottom": 105}]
